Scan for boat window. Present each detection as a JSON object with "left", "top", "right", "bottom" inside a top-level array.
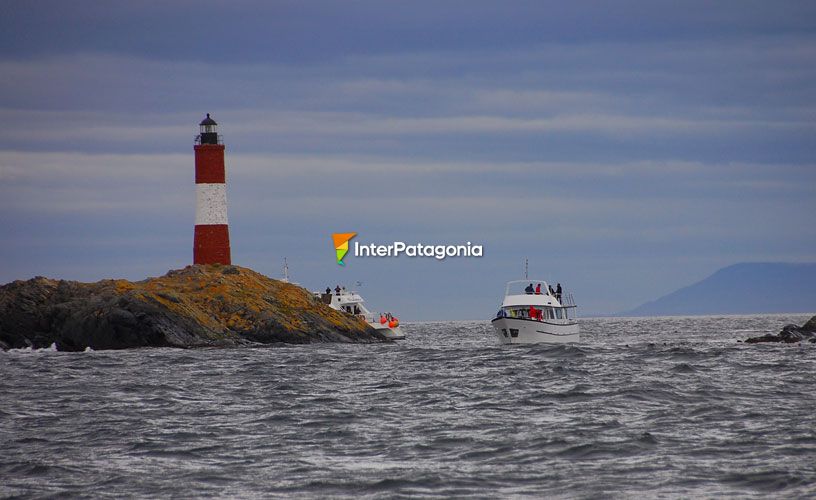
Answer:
[
  {"left": 555, "top": 308, "right": 564, "bottom": 319},
  {"left": 510, "top": 329, "right": 519, "bottom": 338}
]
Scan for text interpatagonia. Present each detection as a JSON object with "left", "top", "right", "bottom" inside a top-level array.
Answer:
[{"left": 354, "top": 241, "right": 483, "bottom": 260}]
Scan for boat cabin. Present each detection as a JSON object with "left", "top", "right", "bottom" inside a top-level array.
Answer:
[
  {"left": 497, "top": 280, "right": 577, "bottom": 323},
  {"left": 318, "top": 289, "right": 372, "bottom": 320}
]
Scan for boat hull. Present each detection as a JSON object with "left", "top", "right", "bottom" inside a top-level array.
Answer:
[
  {"left": 491, "top": 317, "right": 579, "bottom": 344},
  {"left": 372, "top": 324, "right": 406, "bottom": 340}
]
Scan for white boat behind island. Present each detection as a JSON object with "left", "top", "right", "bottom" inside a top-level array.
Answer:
[
  {"left": 316, "top": 287, "right": 406, "bottom": 340},
  {"left": 492, "top": 280, "right": 579, "bottom": 344}
]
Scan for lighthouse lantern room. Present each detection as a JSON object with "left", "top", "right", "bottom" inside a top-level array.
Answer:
[
  {"left": 198, "top": 113, "right": 219, "bottom": 145},
  {"left": 193, "top": 113, "right": 231, "bottom": 265}
]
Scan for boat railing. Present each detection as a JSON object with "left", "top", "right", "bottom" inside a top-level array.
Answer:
[{"left": 504, "top": 288, "right": 577, "bottom": 307}]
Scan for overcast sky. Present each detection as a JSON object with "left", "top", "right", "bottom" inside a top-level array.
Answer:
[{"left": 1, "top": 1, "right": 814, "bottom": 319}]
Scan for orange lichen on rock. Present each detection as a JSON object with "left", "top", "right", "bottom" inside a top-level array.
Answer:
[{"left": 127, "top": 265, "right": 377, "bottom": 341}]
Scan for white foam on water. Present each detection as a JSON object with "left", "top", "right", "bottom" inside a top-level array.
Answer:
[
  {"left": 3, "top": 343, "right": 59, "bottom": 354},
  {"left": 6, "top": 346, "right": 34, "bottom": 353}
]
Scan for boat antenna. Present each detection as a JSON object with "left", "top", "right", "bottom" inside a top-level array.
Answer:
[{"left": 524, "top": 258, "right": 528, "bottom": 279}]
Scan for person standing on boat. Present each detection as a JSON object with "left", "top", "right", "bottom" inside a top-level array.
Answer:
[
  {"left": 535, "top": 283, "right": 541, "bottom": 295},
  {"left": 335, "top": 285, "right": 341, "bottom": 294},
  {"left": 549, "top": 284, "right": 555, "bottom": 296},
  {"left": 525, "top": 283, "right": 534, "bottom": 294},
  {"left": 556, "top": 283, "right": 562, "bottom": 301}
]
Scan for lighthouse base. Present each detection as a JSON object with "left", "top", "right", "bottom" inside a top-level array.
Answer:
[{"left": 194, "top": 224, "right": 231, "bottom": 265}]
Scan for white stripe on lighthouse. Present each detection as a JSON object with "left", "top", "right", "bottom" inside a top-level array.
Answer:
[{"left": 195, "top": 183, "right": 229, "bottom": 225}]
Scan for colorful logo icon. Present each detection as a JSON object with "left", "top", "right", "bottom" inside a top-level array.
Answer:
[{"left": 332, "top": 232, "right": 357, "bottom": 266}]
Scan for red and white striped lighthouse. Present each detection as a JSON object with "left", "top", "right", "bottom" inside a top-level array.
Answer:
[{"left": 193, "top": 113, "right": 231, "bottom": 265}]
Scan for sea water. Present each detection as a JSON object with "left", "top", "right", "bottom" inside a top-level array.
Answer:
[{"left": 1, "top": 314, "right": 815, "bottom": 497}]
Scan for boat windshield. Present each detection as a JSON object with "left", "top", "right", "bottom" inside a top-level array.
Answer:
[{"left": 504, "top": 280, "right": 552, "bottom": 296}]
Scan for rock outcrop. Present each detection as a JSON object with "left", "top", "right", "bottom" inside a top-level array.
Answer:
[
  {"left": 0, "top": 265, "right": 386, "bottom": 351},
  {"left": 745, "top": 315, "right": 816, "bottom": 344}
]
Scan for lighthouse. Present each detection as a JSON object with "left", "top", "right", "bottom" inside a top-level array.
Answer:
[{"left": 193, "top": 113, "right": 231, "bottom": 265}]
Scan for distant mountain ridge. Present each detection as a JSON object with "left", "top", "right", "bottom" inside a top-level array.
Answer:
[{"left": 622, "top": 262, "right": 816, "bottom": 317}]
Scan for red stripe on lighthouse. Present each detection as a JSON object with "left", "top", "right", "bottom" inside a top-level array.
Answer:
[
  {"left": 194, "top": 145, "right": 227, "bottom": 183},
  {"left": 194, "top": 225, "right": 231, "bottom": 265},
  {"left": 194, "top": 140, "right": 231, "bottom": 265}
]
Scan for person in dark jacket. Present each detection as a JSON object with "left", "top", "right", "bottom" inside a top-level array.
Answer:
[
  {"left": 556, "top": 283, "right": 562, "bottom": 301},
  {"left": 525, "top": 283, "right": 534, "bottom": 294}
]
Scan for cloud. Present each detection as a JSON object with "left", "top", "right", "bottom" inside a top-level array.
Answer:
[
  {"left": 3, "top": 150, "right": 813, "bottom": 220},
  {"left": 0, "top": 33, "right": 814, "bottom": 163},
  {"left": 4, "top": 1, "right": 816, "bottom": 63}
]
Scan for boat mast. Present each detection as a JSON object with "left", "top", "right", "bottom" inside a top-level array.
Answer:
[{"left": 524, "top": 258, "right": 528, "bottom": 279}]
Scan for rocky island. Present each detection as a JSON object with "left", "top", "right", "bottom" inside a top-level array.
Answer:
[
  {"left": 745, "top": 315, "right": 816, "bottom": 344},
  {"left": 0, "top": 265, "right": 386, "bottom": 351}
]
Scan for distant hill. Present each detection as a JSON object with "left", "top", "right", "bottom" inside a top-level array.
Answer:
[{"left": 622, "top": 263, "right": 816, "bottom": 317}]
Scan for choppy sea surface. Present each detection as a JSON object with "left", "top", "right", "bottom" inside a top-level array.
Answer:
[{"left": 2, "top": 314, "right": 816, "bottom": 498}]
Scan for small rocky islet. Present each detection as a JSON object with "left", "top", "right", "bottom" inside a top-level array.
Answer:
[
  {"left": 0, "top": 265, "right": 386, "bottom": 351},
  {"left": 744, "top": 315, "right": 816, "bottom": 344}
]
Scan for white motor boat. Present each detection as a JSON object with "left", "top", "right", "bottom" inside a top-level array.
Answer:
[
  {"left": 491, "top": 280, "right": 579, "bottom": 344},
  {"left": 316, "top": 288, "right": 406, "bottom": 340}
]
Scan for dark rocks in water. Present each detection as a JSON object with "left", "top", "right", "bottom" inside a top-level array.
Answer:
[
  {"left": 0, "top": 265, "right": 387, "bottom": 351},
  {"left": 745, "top": 315, "right": 816, "bottom": 344}
]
